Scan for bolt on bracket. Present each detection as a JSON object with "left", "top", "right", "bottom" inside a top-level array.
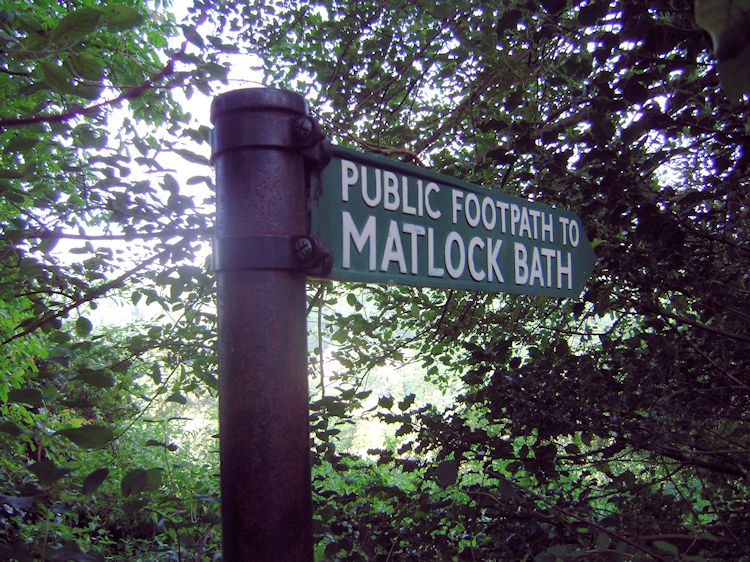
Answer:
[{"left": 212, "top": 234, "right": 333, "bottom": 276}]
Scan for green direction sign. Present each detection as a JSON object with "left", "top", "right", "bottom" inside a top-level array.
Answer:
[{"left": 312, "top": 146, "right": 596, "bottom": 298}]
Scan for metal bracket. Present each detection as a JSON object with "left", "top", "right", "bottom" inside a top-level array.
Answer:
[
  {"left": 292, "top": 115, "right": 333, "bottom": 267},
  {"left": 210, "top": 101, "right": 334, "bottom": 276},
  {"left": 293, "top": 115, "right": 332, "bottom": 209},
  {"left": 212, "top": 234, "right": 332, "bottom": 275}
]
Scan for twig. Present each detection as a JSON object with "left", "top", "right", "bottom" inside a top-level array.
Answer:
[
  {"left": 319, "top": 283, "right": 325, "bottom": 398},
  {"left": 19, "top": 226, "right": 211, "bottom": 241}
]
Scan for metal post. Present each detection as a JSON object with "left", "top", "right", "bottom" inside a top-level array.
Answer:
[{"left": 211, "top": 88, "right": 325, "bottom": 560}]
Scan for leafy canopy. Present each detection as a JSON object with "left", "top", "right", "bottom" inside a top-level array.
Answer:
[{"left": 1, "top": 0, "right": 749, "bottom": 560}]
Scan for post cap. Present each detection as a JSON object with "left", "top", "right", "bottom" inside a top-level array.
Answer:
[{"left": 210, "top": 88, "right": 308, "bottom": 123}]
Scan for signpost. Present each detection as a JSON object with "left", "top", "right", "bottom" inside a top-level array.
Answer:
[
  {"left": 211, "top": 87, "right": 596, "bottom": 560},
  {"left": 211, "top": 88, "right": 325, "bottom": 561},
  {"left": 312, "top": 146, "right": 596, "bottom": 298}
]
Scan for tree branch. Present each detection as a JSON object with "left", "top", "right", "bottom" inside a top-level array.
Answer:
[
  {"left": 20, "top": 227, "right": 211, "bottom": 241},
  {"left": 417, "top": 69, "right": 499, "bottom": 153},
  {"left": 0, "top": 60, "right": 177, "bottom": 130},
  {"left": 2, "top": 239, "right": 188, "bottom": 345},
  {"left": 0, "top": 6, "right": 209, "bottom": 130},
  {"left": 529, "top": 107, "right": 594, "bottom": 140},
  {"left": 485, "top": 468, "right": 668, "bottom": 561},
  {"left": 645, "top": 303, "right": 750, "bottom": 345}
]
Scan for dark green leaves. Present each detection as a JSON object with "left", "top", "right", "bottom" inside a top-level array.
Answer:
[
  {"left": 0, "top": 493, "right": 39, "bottom": 510},
  {"left": 121, "top": 468, "right": 147, "bottom": 496},
  {"left": 28, "top": 460, "right": 75, "bottom": 485},
  {"left": 0, "top": 0, "right": 221, "bottom": 558},
  {"left": 145, "top": 439, "right": 179, "bottom": 451},
  {"left": 430, "top": 459, "right": 459, "bottom": 488},
  {"left": 50, "top": 7, "right": 104, "bottom": 46},
  {"left": 67, "top": 53, "right": 105, "bottom": 81},
  {"left": 56, "top": 425, "right": 114, "bottom": 449},
  {"left": 39, "top": 60, "right": 74, "bottom": 92},
  {"left": 98, "top": 5, "right": 145, "bottom": 30},
  {"left": 121, "top": 468, "right": 162, "bottom": 496},
  {"left": 378, "top": 395, "right": 394, "bottom": 409},
  {"left": 6, "top": 136, "right": 39, "bottom": 153},
  {"left": 397, "top": 393, "right": 415, "bottom": 411},
  {"left": 48, "top": 4, "right": 144, "bottom": 46},
  {"left": 165, "top": 392, "right": 187, "bottom": 405},
  {"left": 0, "top": 421, "right": 24, "bottom": 436},
  {"left": 75, "top": 316, "right": 93, "bottom": 337},
  {"left": 174, "top": 148, "right": 209, "bottom": 165},
  {"left": 82, "top": 468, "right": 109, "bottom": 495},
  {"left": 76, "top": 369, "right": 116, "bottom": 388},
  {"left": 7, "top": 388, "right": 43, "bottom": 405}
]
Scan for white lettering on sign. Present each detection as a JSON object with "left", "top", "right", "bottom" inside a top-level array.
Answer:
[
  {"left": 468, "top": 236, "right": 485, "bottom": 281},
  {"left": 341, "top": 213, "right": 510, "bottom": 285},
  {"left": 342, "top": 211, "right": 376, "bottom": 270},
  {"left": 332, "top": 159, "right": 588, "bottom": 294},
  {"left": 513, "top": 242, "right": 573, "bottom": 289},
  {"left": 427, "top": 227, "right": 444, "bottom": 277}
]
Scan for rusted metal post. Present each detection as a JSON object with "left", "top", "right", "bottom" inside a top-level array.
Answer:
[{"left": 211, "top": 88, "right": 325, "bottom": 560}]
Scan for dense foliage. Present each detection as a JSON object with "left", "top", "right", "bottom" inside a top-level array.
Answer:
[{"left": 1, "top": 0, "right": 749, "bottom": 560}]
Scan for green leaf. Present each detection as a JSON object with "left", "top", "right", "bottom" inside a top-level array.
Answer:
[
  {"left": 184, "top": 26, "right": 204, "bottom": 48},
  {"left": 174, "top": 148, "right": 209, "bottom": 165},
  {"left": 0, "top": 493, "right": 39, "bottom": 509},
  {"left": 28, "top": 460, "right": 75, "bottom": 485},
  {"left": 121, "top": 468, "right": 147, "bottom": 496},
  {"left": 144, "top": 439, "right": 178, "bottom": 452},
  {"left": 195, "top": 370, "right": 218, "bottom": 390},
  {"left": 378, "top": 395, "right": 394, "bottom": 409},
  {"left": 82, "top": 468, "right": 109, "bottom": 495},
  {"left": 39, "top": 59, "right": 75, "bottom": 93},
  {"left": 595, "top": 532, "right": 611, "bottom": 552},
  {"left": 56, "top": 425, "right": 114, "bottom": 449},
  {"left": 144, "top": 467, "right": 163, "bottom": 491},
  {"left": 7, "top": 387, "right": 43, "bottom": 405},
  {"left": 75, "top": 316, "right": 93, "bottom": 336},
  {"left": 653, "top": 540, "right": 679, "bottom": 555},
  {"left": 186, "top": 175, "right": 212, "bottom": 185},
  {"left": 6, "top": 136, "right": 39, "bottom": 152},
  {"left": 50, "top": 7, "right": 103, "bottom": 45},
  {"left": 166, "top": 392, "right": 187, "bottom": 404},
  {"left": 67, "top": 52, "right": 105, "bottom": 81},
  {"left": 38, "top": 236, "right": 59, "bottom": 254},
  {"left": 76, "top": 369, "right": 116, "bottom": 388},
  {"left": 0, "top": 421, "right": 24, "bottom": 436},
  {"left": 99, "top": 5, "right": 144, "bottom": 31},
  {"left": 398, "top": 393, "right": 415, "bottom": 411},
  {"left": 162, "top": 173, "right": 179, "bottom": 194},
  {"left": 432, "top": 459, "right": 459, "bottom": 488}
]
